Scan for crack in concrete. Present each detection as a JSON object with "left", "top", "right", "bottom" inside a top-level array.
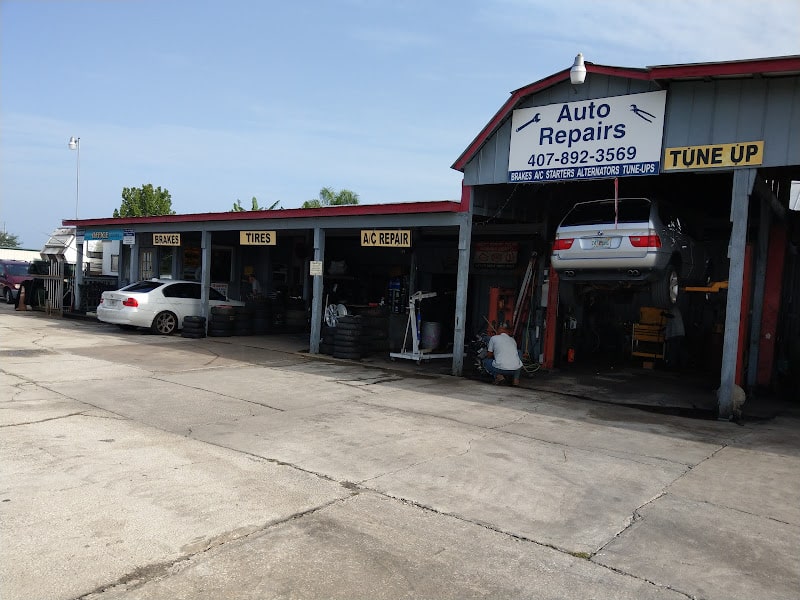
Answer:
[
  {"left": 368, "top": 490, "right": 696, "bottom": 600},
  {"left": 73, "top": 494, "right": 354, "bottom": 600},
  {"left": 150, "top": 375, "right": 287, "bottom": 412},
  {"left": 0, "top": 411, "right": 87, "bottom": 428}
]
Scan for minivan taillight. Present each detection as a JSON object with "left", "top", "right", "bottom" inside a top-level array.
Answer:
[
  {"left": 122, "top": 297, "right": 139, "bottom": 307},
  {"left": 629, "top": 232, "right": 661, "bottom": 248},
  {"left": 553, "top": 238, "right": 574, "bottom": 251}
]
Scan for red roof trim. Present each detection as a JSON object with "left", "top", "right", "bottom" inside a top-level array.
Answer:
[
  {"left": 63, "top": 200, "right": 464, "bottom": 228},
  {"left": 452, "top": 55, "right": 800, "bottom": 172},
  {"left": 649, "top": 56, "right": 800, "bottom": 79}
]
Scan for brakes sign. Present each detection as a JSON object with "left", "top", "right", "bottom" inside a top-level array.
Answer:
[{"left": 361, "top": 230, "right": 411, "bottom": 247}]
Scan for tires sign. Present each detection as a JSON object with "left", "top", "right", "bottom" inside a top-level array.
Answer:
[{"left": 508, "top": 90, "right": 667, "bottom": 183}]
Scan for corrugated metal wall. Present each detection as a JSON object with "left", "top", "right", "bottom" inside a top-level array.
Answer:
[{"left": 664, "top": 77, "right": 800, "bottom": 166}]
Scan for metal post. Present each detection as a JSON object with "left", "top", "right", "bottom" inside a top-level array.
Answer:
[
  {"left": 74, "top": 237, "right": 84, "bottom": 311},
  {"left": 719, "top": 168, "right": 756, "bottom": 419},
  {"left": 69, "top": 136, "right": 80, "bottom": 219},
  {"left": 200, "top": 230, "right": 211, "bottom": 324},
  {"left": 452, "top": 210, "right": 472, "bottom": 376},
  {"left": 747, "top": 193, "right": 771, "bottom": 389},
  {"left": 309, "top": 227, "right": 326, "bottom": 354}
]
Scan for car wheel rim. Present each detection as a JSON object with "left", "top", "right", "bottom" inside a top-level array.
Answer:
[
  {"left": 157, "top": 314, "right": 176, "bottom": 334},
  {"left": 669, "top": 270, "right": 679, "bottom": 304}
]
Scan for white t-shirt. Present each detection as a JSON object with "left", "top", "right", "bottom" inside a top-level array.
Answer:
[{"left": 487, "top": 333, "right": 523, "bottom": 371}]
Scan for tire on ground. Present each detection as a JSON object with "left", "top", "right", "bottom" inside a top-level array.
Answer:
[{"left": 151, "top": 311, "right": 178, "bottom": 335}]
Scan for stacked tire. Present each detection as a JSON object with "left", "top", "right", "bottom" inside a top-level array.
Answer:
[
  {"left": 359, "top": 309, "right": 390, "bottom": 356},
  {"left": 234, "top": 305, "right": 254, "bottom": 336},
  {"left": 181, "top": 315, "right": 206, "bottom": 339},
  {"left": 285, "top": 308, "right": 308, "bottom": 332},
  {"left": 250, "top": 299, "right": 272, "bottom": 335},
  {"left": 333, "top": 315, "right": 363, "bottom": 360},
  {"left": 208, "top": 305, "right": 236, "bottom": 337},
  {"left": 319, "top": 324, "right": 335, "bottom": 355}
]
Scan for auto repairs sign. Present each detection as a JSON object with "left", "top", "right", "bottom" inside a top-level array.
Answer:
[{"left": 508, "top": 90, "right": 667, "bottom": 182}]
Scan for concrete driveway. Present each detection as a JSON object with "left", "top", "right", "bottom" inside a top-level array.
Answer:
[{"left": 1, "top": 304, "right": 798, "bottom": 599}]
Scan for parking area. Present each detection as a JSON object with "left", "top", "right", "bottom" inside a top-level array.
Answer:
[{"left": 2, "top": 304, "right": 799, "bottom": 599}]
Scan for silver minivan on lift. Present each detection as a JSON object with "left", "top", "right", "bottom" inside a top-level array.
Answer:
[{"left": 551, "top": 197, "right": 709, "bottom": 307}]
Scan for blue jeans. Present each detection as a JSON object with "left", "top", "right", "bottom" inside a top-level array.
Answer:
[{"left": 482, "top": 358, "right": 521, "bottom": 381}]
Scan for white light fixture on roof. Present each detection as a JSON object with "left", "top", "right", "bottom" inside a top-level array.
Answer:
[
  {"left": 570, "top": 52, "right": 587, "bottom": 85},
  {"left": 68, "top": 136, "right": 80, "bottom": 219}
]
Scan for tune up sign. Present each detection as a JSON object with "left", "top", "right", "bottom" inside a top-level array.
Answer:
[{"left": 508, "top": 90, "right": 667, "bottom": 183}]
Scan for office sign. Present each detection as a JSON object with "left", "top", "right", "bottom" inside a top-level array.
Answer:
[
  {"left": 240, "top": 230, "right": 277, "bottom": 245},
  {"left": 663, "top": 141, "right": 764, "bottom": 171},
  {"left": 508, "top": 90, "right": 667, "bottom": 182},
  {"left": 153, "top": 233, "right": 181, "bottom": 246},
  {"left": 361, "top": 230, "right": 411, "bottom": 247},
  {"left": 84, "top": 229, "right": 124, "bottom": 241}
]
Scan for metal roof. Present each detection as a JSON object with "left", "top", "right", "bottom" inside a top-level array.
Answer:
[
  {"left": 63, "top": 200, "right": 465, "bottom": 229},
  {"left": 452, "top": 55, "right": 800, "bottom": 172}
]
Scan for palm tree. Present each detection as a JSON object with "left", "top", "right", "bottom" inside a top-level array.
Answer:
[{"left": 302, "top": 187, "right": 359, "bottom": 208}]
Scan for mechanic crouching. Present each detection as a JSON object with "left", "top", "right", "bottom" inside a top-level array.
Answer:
[{"left": 482, "top": 326, "right": 523, "bottom": 386}]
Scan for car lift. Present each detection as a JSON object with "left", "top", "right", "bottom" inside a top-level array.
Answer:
[{"left": 389, "top": 291, "right": 455, "bottom": 364}]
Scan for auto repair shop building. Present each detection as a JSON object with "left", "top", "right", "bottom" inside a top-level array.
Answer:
[{"left": 64, "top": 54, "right": 800, "bottom": 418}]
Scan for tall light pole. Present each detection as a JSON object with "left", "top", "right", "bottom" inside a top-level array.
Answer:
[{"left": 68, "top": 136, "right": 80, "bottom": 219}]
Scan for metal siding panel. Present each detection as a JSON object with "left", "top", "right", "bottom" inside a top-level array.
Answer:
[
  {"left": 763, "top": 77, "right": 800, "bottom": 166},
  {"left": 733, "top": 79, "right": 767, "bottom": 141},
  {"left": 463, "top": 160, "right": 479, "bottom": 186},
  {"left": 788, "top": 79, "right": 800, "bottom": 163},
  {"left": 687, "top": 85, "right": 717, "bottom": 144},
  {"left": 711, "top": 79, "right": 743, "bottom": 141},
  {"left": 663, "top": 85, "right": 694, "bottom": 146},
  {"left": 479, "top": 133, "right": 498, "bottom": 183},
  {"left": 493, "top": 119, "right": 512, "bottom": 181}
]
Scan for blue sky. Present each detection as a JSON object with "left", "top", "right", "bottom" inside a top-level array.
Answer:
[{"left": 1, "top": 0, "right": 798, "bottom": 249}]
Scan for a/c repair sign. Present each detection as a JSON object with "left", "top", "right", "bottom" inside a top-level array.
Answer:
[{"left": 508, "top": 90, "right": 667, "bottom": 183}]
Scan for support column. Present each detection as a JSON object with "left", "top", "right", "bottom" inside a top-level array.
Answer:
[
  {"left": 200, "top": 230, "right": 211, "bottom": 322},
  {"left": 309, "top": 227, "right": 326, "bottom": 354},
  {"left": 129, "top": 243, "right": 139, "bottom": 284},
  {"left": 719, "top": 168, "right": 756, "bottom": 419},
  {"left": 74, "top": 237, "right": 84, "bottom": 311},
  {"left": 756, "top": 222, "right": 787, "bottom": 387},
  {"left": 747, "top": 195, "right": 771, "bottom": 389},
  {"left": 542, "top": 268, "right": 559, "bottom": 370},
  {"left": 452, "top": 210, "right": 472, "bottom": 376}
]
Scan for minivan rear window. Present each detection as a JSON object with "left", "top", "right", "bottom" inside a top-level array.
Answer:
[
  {"left": 4, "top": 263, "right": 30, "bottom": 276},
  {"left": 561, "top": 198, "right": 652, "bottom": 226}
]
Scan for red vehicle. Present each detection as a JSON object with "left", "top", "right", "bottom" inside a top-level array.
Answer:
[{"left": 0, "top": 260, "right": 32, "bottom": 304}]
